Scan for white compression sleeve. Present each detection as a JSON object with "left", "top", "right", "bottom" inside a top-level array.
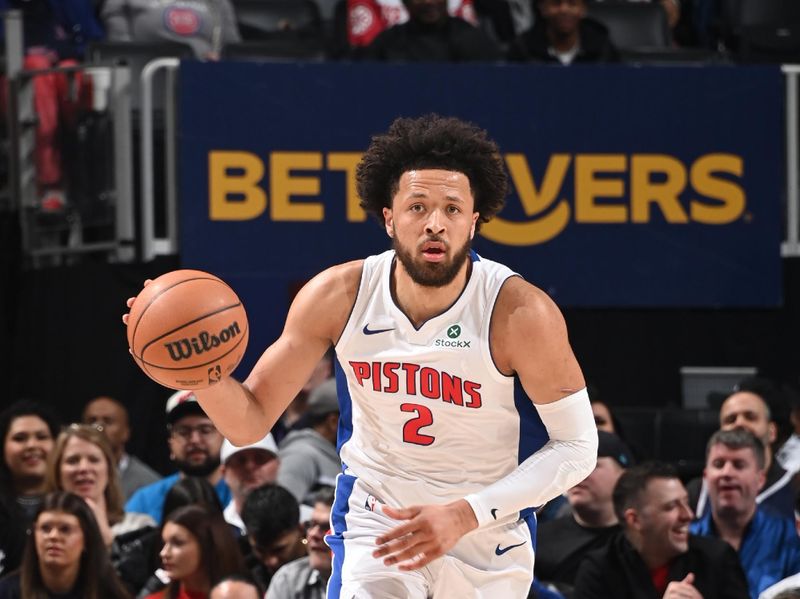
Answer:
[{"left": 464, "top": 388, "right": 598, "bottom": 528}]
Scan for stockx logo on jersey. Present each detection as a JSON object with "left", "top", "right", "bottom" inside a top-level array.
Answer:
[{"left": 434, "top": 323, "right": 471, "bottom": 348}]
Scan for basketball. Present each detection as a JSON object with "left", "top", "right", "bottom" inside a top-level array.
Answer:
[{"left": 126, "top": 270, "right": 249, "bottom": 390}]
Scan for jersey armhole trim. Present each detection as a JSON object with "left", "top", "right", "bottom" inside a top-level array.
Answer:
[
  {"left": 486, "top": 274, "right": 523, "bottom": 382},
  {"left": 333, "top": 263, "right": 366, "bottom": 349}
]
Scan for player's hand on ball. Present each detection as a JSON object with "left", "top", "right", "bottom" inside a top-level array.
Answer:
[
  {"left": 122, "top": 279, "right": 152, "bottom": 326},
  {"left": 124, "top": 270, "right": 249, "bottom": 390},
  {"left": 373, "top": 499, "right": 478, "bottom": 570}
]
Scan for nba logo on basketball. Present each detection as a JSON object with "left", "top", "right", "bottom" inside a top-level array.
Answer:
[{"left": 208, "top": 365, "right": 222, "bottom": 384}]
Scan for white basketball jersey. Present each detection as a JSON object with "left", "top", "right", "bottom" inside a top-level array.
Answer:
[{"left": 333, "top": 250, "right": 549, "bottom": 510}]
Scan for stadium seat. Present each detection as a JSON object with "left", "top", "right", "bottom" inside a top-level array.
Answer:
[
  {"left": 586, "top": 2, "right": 670, "bottom": 52},
  {"left": 232, "top": 0, "right": 324, "bottom": 41},
  {"left": 735, "top": 0, "right": 800, "bottom": 62}
]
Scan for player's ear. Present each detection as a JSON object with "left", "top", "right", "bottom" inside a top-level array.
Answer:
[
  {"left": 470, "top": 212, "right": 479, "bottom": 239},
  {"left": 383, "top": 208, "right": 394, "bottom": 238}
]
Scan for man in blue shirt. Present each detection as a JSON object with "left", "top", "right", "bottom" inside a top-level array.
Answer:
[
  {"left": 125, "top": 390, "right": 231, "bottom": 522},
  {"left": 690, "top": 428, "right": 800, "bottom": 599}
]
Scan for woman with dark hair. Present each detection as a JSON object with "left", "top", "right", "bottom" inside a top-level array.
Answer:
[
  {"left": 46, "top": 424, "right": 155, "bottom": 546},
  {"left": 0, "top": 400, "right": 60, "bottom": 577},
  {"left": 144, "top": 504, "right": 245, "bottom": 599},
  {"left": 113, "top": 477, "right": 224, "bottom": 596},
  {"left": 0, "top": 491, "right": 130, "bottom": 599}
]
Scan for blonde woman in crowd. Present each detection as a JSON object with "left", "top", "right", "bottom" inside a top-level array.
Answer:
[{"left": 46, "top": 424, "right": 155, "bottom": 546}]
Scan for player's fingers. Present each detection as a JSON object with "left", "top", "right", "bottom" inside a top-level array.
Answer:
[
  {"left": 122, "top": 314, "right": 129, "bottom": 325},
  {"left": 143, "top": 279, "right": 152, "bottom": 286},
  {"left": 382, "top": 505, "right": 419, "bottom": 521},
  {"left": 375, "top": 521, "right": 417, "bottom": 546},
  {"left": 396, "top": 542, "right": 439, "bottom": 571},
  {"left": 126, "top": 296, "right": 136, "bottom": 308},
  {"left": 373, "top": 532, "right": 417, "bottom": 559}
]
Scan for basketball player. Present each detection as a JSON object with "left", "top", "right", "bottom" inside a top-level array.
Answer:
[{"left": 125, "top": 115, "right": 598, "bottom": 597}]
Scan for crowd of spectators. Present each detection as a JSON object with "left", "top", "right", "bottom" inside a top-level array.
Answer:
[{"left": 1, "top": 373, "right": 800, "bottom": 598}]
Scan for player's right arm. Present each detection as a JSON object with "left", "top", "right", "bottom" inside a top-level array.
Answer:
[
  {"left": 198, "top": 261, "right": 361, "bottom": 445},
  {"left": 127, "top": 261, "right": 361, "bottom": 446}
]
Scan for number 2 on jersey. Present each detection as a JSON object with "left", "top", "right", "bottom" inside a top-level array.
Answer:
[{"left": 401, "top": 403, "right": 435, "bottom": 446}]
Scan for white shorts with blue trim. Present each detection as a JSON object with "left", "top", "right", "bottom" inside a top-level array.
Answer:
[{"left": 325, "top": 474, "right": 535, "bottom": 599}]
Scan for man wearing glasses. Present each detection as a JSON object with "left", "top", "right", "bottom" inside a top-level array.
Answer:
[
  {"left": 124, "top": 390, "right": 231, "bottom": 522},
  {"left": 265, "top": 487, "right": 335, "bottom": 599}
]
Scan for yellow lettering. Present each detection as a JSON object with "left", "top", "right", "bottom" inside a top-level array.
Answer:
[
  {"left": 690, "top": 154, "right": 746, "bottom": 224},
  {"left": 575, "top": 155, "right": 627, "bottom": 223},
  {"left": 208, "top": 151, "right": 266, "bottom": 221},
  {"left": 270, "top": 152, "right": 324, "bottom": 221},
  {"left": 630, "top": 155, "right": 688, "bottom": 223},
  {"left": 480, "top": 154, "right": 571, "bottom": 246},
  {"left": 328, "top": 152, "right": 365, "bottom": 222}
]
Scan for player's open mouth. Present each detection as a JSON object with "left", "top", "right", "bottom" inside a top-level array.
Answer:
[{"left": 421, "top": 242, "right": 446, "bottom": 262}]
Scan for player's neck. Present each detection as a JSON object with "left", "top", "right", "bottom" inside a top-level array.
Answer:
[{"left": 392, "top": 260, "right": 471, "bottom": 328}]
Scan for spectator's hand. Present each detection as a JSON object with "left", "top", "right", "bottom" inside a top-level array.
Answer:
[
  {"left": 83, "top": 496, "right": 114, "bottom": 547},
  {"left": 663, "top": 573, "right": 703, "bottom": 599},
  {"left": 372, "top": 499, "right": 478, "bottom": 570},
  {"left": 660, "top": 0, "right": 680, "bottom": 29}
]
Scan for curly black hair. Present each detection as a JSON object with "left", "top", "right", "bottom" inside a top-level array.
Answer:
[{"left": 357, "top": 114, "right": 508, "bottom": 231}]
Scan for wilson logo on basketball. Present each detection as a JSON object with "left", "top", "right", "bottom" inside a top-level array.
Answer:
[{"left": 164, "top": 321, "right": 242, "bottom": 362}]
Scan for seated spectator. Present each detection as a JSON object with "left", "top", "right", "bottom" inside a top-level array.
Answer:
[
  {"left": 277, "top": 379, "right": 340, "bottom": 507},
  {"left": 507, "top": 0, "right": 619, "bottom": 64},
  {"left": 210, "top": 575, "right": 262, "bottom": 599},
  {"left": 266, "top": 487, "right": 335, "bottom": 599},
  {"left": 113, "top": 476, "right": 225, "bottom": 596},
  {"left": 83, "top": 396, "right": 160, "bottom": 499},
  {"left": 0, "top": 400, "right": 60, "bottom": 577},
  {"left": 221, "top": 432, "right": 280, "bottom": 533},
  {"left": 344, "top": 0, "right": 480, "bottom": 49},
  {"left": 574, "top": 461, "right": 750, "bottom": 599},
  {"left": 125, "top": 391, "right": 231, "bottom": 524},
  {"left": 591, "top": 398, "right": 617, "bottom": 434},
  {"left": 535, "top": 431, "right": 632, "bottom": 593},
  {"left": 591, "top": 0, "right": 680, "bottom": 33},
  {"left": 761, "top": 578, "right": 800, "bottom": 599},
  {"left": 0, "top": 491, "right": 130, "bottom": 599},
  {"left": 690, "top": 429, "right": 800, "bottom": 599},
  {"left": 776, "top": 386, "right": 800, "bottom": 474},
  {"left": 689, "top": 381, "right": 798, "bottom": 521},
  {"left": 359, "top": 0, "right": 503, "bottom": 61},
  {"left": 100, "top": 0, "right": 241, "bottom": 60},
  {"left": 45, "top": 423, "right": 155, "bottom": 546},
  {"left": 241, "top": 484, "right": 308, "bottom": 593},
  {"left": 145, "top": 504, "right": 246, "bottom": 599},
  {"left": 0, "top": 0, "right": 103, "bottom": 213}
]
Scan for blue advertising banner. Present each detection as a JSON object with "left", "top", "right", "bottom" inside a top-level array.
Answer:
[{"left": 178, "top": 61, "right": 783, "bottom": 364}]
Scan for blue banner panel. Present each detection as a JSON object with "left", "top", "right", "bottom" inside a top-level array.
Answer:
[{"left": 178, "top": 61, "right": 783, "bottom": 366}]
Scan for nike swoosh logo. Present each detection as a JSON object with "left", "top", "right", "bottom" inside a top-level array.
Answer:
[
  {"left": 495, "top": 541, "right": 527, "bottom": 556},
  {"left": 363, "top": 324, "right": 394, "bottom": 335},
  {"left": 491, "top": 508, "right": 499, "bottom": 520}
]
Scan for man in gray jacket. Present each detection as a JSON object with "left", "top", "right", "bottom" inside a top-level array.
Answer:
[{"left": 277, "top": 379, "right": 341, "bottom": 507}]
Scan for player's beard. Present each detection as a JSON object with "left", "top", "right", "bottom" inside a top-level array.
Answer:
[
  {"left": 393, "top": 233, "right": 471, "bottom": 288},
  {"left": 174, "top": 453, "right": 221, "bottom": 477}
]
